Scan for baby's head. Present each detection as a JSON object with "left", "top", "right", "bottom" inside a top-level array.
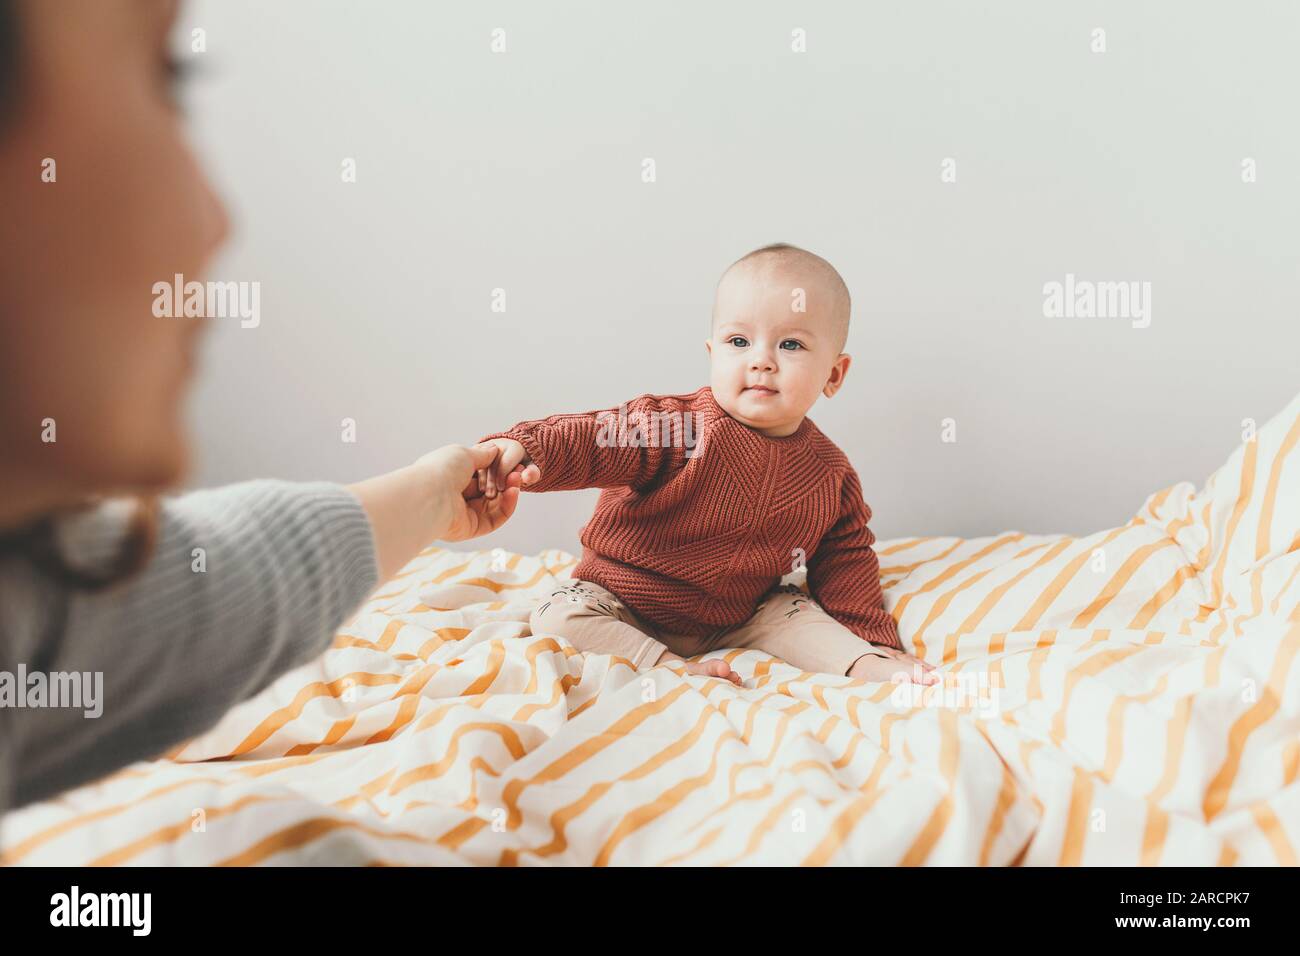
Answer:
[{"left": 706, "top": 243, "right": 852, "bottom": 438}]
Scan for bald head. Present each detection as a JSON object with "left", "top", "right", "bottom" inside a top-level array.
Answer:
[{"left": 711, "top": 243, "right": 851, "bottom": 354}]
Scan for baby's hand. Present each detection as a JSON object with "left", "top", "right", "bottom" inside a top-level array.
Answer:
[
  {"left": 848, "top": 644, "right": 938, "bottom": 685},
  {"left": 477, "top": 438, "right": 541, "bottom": 499}
]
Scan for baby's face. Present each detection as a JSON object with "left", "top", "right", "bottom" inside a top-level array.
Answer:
[{"left": 707, "top": 260, "right": 850, "bottom": 437}]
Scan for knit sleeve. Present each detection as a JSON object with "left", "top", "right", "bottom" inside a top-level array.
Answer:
[
  {"left": 478, "top": 393, "right": 700, "bottom": 493},
  {"left": 2, "top": 480, "right": 378, "bottom": 812},
  {"left": 806, "top": 468, "right": 901, "bottom": 649}
]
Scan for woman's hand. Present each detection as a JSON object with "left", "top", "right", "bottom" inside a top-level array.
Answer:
[
  {"left": 420, "top": 442, "right": 523, "bottom": 542},
  {"left": 348, "top": 443, "right": 524, "bottom": 584}
]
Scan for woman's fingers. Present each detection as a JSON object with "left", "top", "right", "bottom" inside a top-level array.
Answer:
[
  {"left": 496, "top": 485, "right": 519, "bottom": 523},
  {"left": 476, "top": 441, "right": 504, "bottom": 499},
  {"left": 475, "top": 483, "right": 518, "bottom": 530},
  {"left": 496, "top": 446, "right": 521, "bottom": 494},
  {"left": 458, "top": 443, "right": 505, "bottom": 501}
]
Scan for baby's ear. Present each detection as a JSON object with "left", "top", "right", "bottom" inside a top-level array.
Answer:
[{"left": 824, "top": 353, "right": 852, "bottom": 395}]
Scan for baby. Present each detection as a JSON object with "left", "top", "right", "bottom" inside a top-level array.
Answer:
[{"left": 475, "top": 243, "right": 936, "bottom": 687}]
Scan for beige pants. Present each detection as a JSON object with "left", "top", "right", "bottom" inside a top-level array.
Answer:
[{"left": 529, "top": 579, "right": 886, "bottom": 676}]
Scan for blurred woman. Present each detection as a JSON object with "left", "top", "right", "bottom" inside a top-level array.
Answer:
[{"left": 0, "top": 0, "right": 523, "bottom": 820}]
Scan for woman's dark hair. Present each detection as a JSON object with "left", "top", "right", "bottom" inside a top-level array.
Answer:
[
  {"left": 0, "top": 0, "right": 17, "bottom": 119},
  {"left": 0, "top": 500, "right": 162, "bottom": 592},
  {"left": 0, "top": 0, "right": 161, "bottom": 591}
]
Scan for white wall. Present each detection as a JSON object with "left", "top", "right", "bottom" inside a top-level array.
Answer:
[{"left": 180, "top": 0, "right": 1300, "bottom": 556}]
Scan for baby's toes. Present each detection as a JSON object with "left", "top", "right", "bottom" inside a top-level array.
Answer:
[
  {"left": 715, "top": 662, "right": 743, "bottom": 685},
  {"left": 688, "top": 660, "right": 742, "bottom": 685}
]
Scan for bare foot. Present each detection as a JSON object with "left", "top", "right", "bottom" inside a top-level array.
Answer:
[
  {"left": 683, "top": 659, "right": 742, "bottom": 685},
  {"left": 656, "top": 650, "right": 742, "bottom": 685},
  {"left": 848, "top": 651, "right": 939, "bottom": 685}
]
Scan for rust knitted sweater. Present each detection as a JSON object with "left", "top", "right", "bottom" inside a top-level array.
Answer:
[{"left": 479, "top": 386, "right": 900, "bottom": 648}]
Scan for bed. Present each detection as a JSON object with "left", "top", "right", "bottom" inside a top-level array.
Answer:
[{"left": 4, "top": 391, "right": 1297, "bottom": 865}]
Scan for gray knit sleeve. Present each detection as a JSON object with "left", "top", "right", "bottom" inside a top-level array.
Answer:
[{"left": 0, "top": 479, "right": 378, "bottom": 814}]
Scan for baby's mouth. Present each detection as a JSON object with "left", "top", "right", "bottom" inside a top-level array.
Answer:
[{"left": 744, "top": 385, "right": 778, "bottom": 395}]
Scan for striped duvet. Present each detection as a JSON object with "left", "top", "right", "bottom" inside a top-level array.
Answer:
[{"left": 4, "top": 391, "right": 1298, "bottom": 865}]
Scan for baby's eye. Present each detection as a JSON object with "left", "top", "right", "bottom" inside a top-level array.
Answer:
[
  {"left": 728, "top": 336, "right": 749, "bottom": 348},
  {"left": 780, "top": 339, "right": 804, "bottom": 351}
]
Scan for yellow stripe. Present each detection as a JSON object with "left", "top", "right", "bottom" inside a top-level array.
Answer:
[
  {"left": 216, "top": 816, "right": 439, "bottom": 867},
  {"left": 1013, "top": 528, "right": 1130, "bottom": 631},
  {"left": 1270, "top": 549, "right": 1300, "bottom": 614},
  {"left": 880, "top": 539, "right": 966, "bottom": 575},
  {"left": 1251, "top": 802, "right": 1298, "bottom": 865},
  {"left": 226, "top": 671, "right": 403, "bottom": 757},
  {"left": 978, "top": 762, "right": 1019, "bottom": 866},
  {"left": 878, "top": 536, "right": 937, "bottom": 556},
  {"left": 801, "top": 788, "right": 888, "bottom": 865},
  {"left": 946, "top": 539, "right": 1073, "bottom": 661},
  {"left": 914, "top": 544, "right": 1057, "bottom": 659},
  {"left": 1139, "top": 803, "right": 1169, "bottom": 865},
  {"left": 1146, "top": 695, "right": 1193, "bottom": 808},
  {"left": 1144, "top": 484, "right": 1177, "bottom": 519},
  {"left": 898, "top": 709, "right": 961, "bottom": 865},
  {"left": 1057, "top": 767, "right": 1094, "bottom": 866},
  {"left": 496, "top": 683, "right": 694, "bottom": 836},
  {"left": 1071, "top": 539, "right": 1177, "bottom": 628},
  {"left": 391, "top": 721, "right": 529, "bottom": 796},
  {"left": 1253, "top": 801, "right": 1294, "bottom": 868},
  {"left": 2, "top": 775, "right": 230, "bottom": 863},
  {"left": 1128, "top": 564, "right": 1198, "bottom": 629},
  {"left": 1203, "top": 620, "right": 1300, "bottom": 819},
  {"left": 656, "top": 824, "right": 726, "bottom": 865},
  {"left": 892, "top": 534, "right": 1026, "bottom": 622},
  {"left": 1255, "top": 413, "right": 1300, "bottom": 560},
  {"left": 1102, "top": 673, "right": 1170, "bottom": 780},
  {"left": 1048, "top": 645, "right": 1146, "bottom": 746},
  {"left": 1208, "top": 440, "right": 1259, "bottom": 606},
  {"left": 91, "top": 794, "right": 287, "bottom": 866},
  {"left": 714, "top": 789, "right": 806, "bottom": 866}
]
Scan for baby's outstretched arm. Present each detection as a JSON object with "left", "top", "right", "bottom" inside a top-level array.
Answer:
[{"left": 476, "top": 393, "right": 696, "bottom": 495}]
